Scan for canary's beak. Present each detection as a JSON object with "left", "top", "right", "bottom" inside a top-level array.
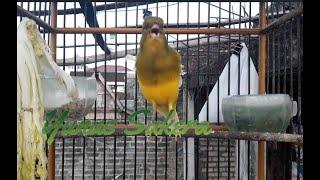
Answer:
[{"left": 150, "top": 24, "right": 160, "bottom": 38}]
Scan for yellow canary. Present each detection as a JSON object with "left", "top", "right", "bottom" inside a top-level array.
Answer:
[{"left": 136, "top": 16, "right": 182, "bottom": 121}]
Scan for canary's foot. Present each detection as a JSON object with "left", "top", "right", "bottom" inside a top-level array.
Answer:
[
  {"left": 175, "top": 137, "right": 179, "bottom": 142},
  {"left": 151, "top": 101, "right": 157, "bottom": 120},
  {"left": 152, "top": 111, "right": 157, "bottom": 120}
]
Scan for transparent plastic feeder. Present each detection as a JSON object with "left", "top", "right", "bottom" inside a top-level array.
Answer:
[
  {"left": 221, "top": 94, "right": 297, "bottom": 133},
  {"left": 40, "top": 75, "right": 98, "bottom": 120}
]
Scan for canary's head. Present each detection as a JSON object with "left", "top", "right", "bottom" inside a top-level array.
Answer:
[{"left": 140, "top": 16, "right": 168, "bottom": 52}]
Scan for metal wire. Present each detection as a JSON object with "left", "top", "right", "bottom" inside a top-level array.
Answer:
[
  {"left": 296, "top": 14, "right": 301, "bottom": 180},
  {"left": 62, "top": 2, "right": 67, "bottom": 179},
  {"left": 144, "top": 2, "right": 148, "bottom": 178},
  {"left": 123, "top": 3, "right": 128, "bottom": 180},
  {"left": 82, "top": 2, "right": 87, "bottom": 179},
  {"left": 217, "top": 2, "right": 220, "bottom": 179},
  {"left": 228, "top": 1, "right": 231, "bottom": 179},
  {"left": 134, "top": 2, "right": 138, "bottom": 180},
  {"left": 237, "top": 2, "right": 241, "bottom": 180},
  {"left": 113, "top": 1, "right": 118, "bottom": 179},
  {"left": 165, "top": 3, "right": 169, "bottom": 180},
  {"left": 93, "top": 1, "right": 98, "bottom": 179},
  {"left": 247, "top": 2, "right": 252, "bottom": 179},
  {"left": 185, "top": 2, "right": 189, "bottom": 180},
  {"left": 176, "top": 3, "right": 180, "bottom": 180}
]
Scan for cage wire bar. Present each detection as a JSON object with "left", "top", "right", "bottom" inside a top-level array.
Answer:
[{"left": 17, "top": 1, "right": 303, "bottom": 180}]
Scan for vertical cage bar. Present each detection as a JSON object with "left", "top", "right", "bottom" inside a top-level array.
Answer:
[
  {"left": 61, "top": 2, "right": 66, "bottom": 179},
  {"left": 289, "top": 18, "right": 293, "bottom": 100},
  {"left": 73, "top": 1, "right": 77, "bottom": 75},
  {"left": 296, "top": 15, "right": 301, "bottom": 180},
  {"left": 272, "top": 31, "right": 275, "bottom": 94},
  {"left": 276, "top": 3, "right": 281, "bottom": 93},
  {"left": 237, "top": 2, "right": 241, "bottom": 180},
  {"left": 266, "top": 2, "right": 269, "bottom": 24},
  {"left": 271, "top": 2, "right": 274, "bottom": 22},
  {"left": 72, "top": 2, "right": 77, "bottom": 179},
  {"left": 266, "top": 3, "right": 270, "bottom": 97},
  {"left": 155, "top": 3, "right": 159, "bottom": 179},
  {"left": 114, "top": 1, "right": 118, "bottom": 179},
  {"left": 282, "top": 2, "right": 287, "bottom": 94},
  {"left": 176, "top": 3, "right": 180, "bottom": 180},
  {"left": 38, "top": 2, "right": 41, "bottom": 31},
  {"left": 206, "top": 0, "right": 210, "bottom": 177},
  {"left": 43, "top": 2, "right": 47, "bottom": 39},
  {"left": 103, "top": 2, "right": 107, "bottom": 180},
  {"left": 82, "top": 2, "right": 87, "bottom": 179},
  {"left": 195, "top": 2, "right": 200, "bottom": 180},
  {"left": 47, "top": 2, "right": 51, "bottom": 45},
  {"left": 197, "top": 2, "right": 200, "bottom": 92},
  {"left": 266, "top": 33, "right": 270, "bottom": 93},
  {"left": 20, "top": 1, "right": 23, "bottom": 21},
  {"left": 134, "top": 3, "right": 138, "bottom": 180},
  {"left": 228, "top": 1, "right": 231, "bottom": 179},
  {"left": 258, "top": 2, "right": 267, "bottom": 180},
  {"left": 33, "top": 1, "right": 36, "bottom": 18},
  {"left": 48, "top": 2, "right": 57, "bottom": 180},
  {"left": 144, "top": 4, "right": 148, "bottom": 180},
  {"left": 289, "top": 15, "right": 295, "bottom": 180},
  {"left": 271, "top": 2, "right": 276, "bottom": 94},
  {"left": 185, "top": 2, "right": 190, "bottom": 180},
  {"left": 155, "top": 2, "right": 159, "bottom": 180},
  {"left": 247, "top": 2, "right": 252, "bottom": 180},
  {"left": 165, "top": 3, "right": 169, "bottom": 180},
  {"left": 123, "top": 2, "right": 128, "bottom": 180},
  {"left": 217, "top": 2, "right": 221, "bottom": 180},
  {"left": 93, "top": 2, "right": 97, "bottom": 179}
]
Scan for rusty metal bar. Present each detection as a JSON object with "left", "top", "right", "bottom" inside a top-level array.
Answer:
[
  {"left": 48, "top": 2, "right": 57, "bottom": 180},
  {"left": 259, "top": 2, "right": 267, "bottom": 180},
  {"left": 122, "top": 13, "right": 288, "bottom": 29},
  {"left": 258, "top": 2, "right": 267, "bottom": 180},
  {"left": 49, "top": 4, "right": 57, "bottom": 61},
  {"left": 261, "top": 5, "right": 303, "bottom": 34},
  {"left": 30, "top": 2, "right": 148, "bottom": 16},
  {"left": 17, "top": 5, "right": 53, "bottom": 32},
  {"left": 55, "top": 27, "right": 260, "bottom": 35}
]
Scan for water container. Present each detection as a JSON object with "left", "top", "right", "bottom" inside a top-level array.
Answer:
[{"left": 221, "top": 94, "right": 297, "bottom": 133}]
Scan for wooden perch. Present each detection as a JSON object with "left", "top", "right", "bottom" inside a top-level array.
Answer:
[
  {"left": 55, "top": 124, "right": 303, "bottom": 146},
  {"left": 209, "top": 131, "right": 303, "bottom": 146}
]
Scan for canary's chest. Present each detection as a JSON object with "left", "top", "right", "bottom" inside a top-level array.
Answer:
[
  {"left": 136, "top": 56, "right": 181, "bottom": 105},
  {"left": 138, "top": 76, "right": 180, "bottom": 106}
]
